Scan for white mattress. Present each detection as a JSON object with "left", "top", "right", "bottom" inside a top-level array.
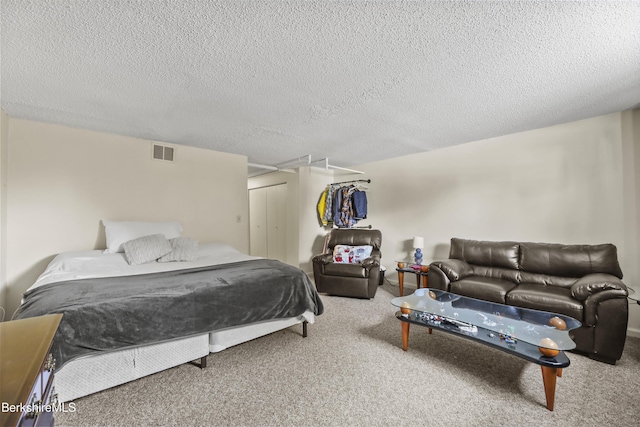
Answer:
[{"left": 29, "top": 242, "right": 259, "bottom": 292}]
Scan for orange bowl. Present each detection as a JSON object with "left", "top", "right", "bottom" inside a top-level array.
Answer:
[
  {"left": 549, "top": 316, "right": 567, "bottom": 330},
  {"left": 538, "top": 338, "right": 559, "bottom": 357},
  {"left": 400, "top": 302, "right": 411, "bottom": 314}
]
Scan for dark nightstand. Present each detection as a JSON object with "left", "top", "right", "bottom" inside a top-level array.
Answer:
[{"left": 395, "top": 260, "right": 429, "bottom": 296}]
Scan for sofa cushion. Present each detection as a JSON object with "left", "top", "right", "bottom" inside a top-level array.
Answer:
[
  {"left": 468, "top": 265, "right": 520, "bottom": 284},
  {"left": 506, "top": 283, "right": 583, "bottom": 322},
  {"left": 519, "top": 242, "right": 623, "bottom": 279},
  {"left": 449, "top": 276, "right": 516, "bottom": 304},
  {"left": 450, "top": 238, "right": 520, "bottom": 270},
  {"left": 517, "top": 271, "right": 576, "bottom": 288}
]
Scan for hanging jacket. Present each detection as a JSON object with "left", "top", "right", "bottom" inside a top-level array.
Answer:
[
  {"left": 317, "top": 188, "right": 329, "bottom": 226},
  {"left": 333, "top": 187, "right": 344, "bottom": 227},
  {"left": 336, "top": 186, "right": 358, "bottom": 228},
  {"left": 353, "top": 190, "right": 367, "bottom": 219},
  {"left": 324, "top": 184, "right": 338, "bottom": 223}
]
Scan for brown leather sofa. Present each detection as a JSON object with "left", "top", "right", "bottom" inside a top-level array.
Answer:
[
  {"left": 428, "top": 238, "right": 630, "bottom": 364},
  {"left": 312, "top": 229, "right": 382, "bottom": 299}
]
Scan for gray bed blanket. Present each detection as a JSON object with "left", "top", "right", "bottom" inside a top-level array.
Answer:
[{"left": 16, "top": 259, "right": 324, "bottom": 370}]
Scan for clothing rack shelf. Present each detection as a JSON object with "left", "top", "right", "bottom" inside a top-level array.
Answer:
[{"left": 330, "top": 179, "right": 371, "bottom": 186}]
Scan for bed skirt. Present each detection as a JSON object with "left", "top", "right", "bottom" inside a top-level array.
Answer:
[{"left": 54, "top": 311, "right": 315, "bottom": 402}]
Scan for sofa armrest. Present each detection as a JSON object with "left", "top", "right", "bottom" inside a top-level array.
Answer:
[
  {"left": 312, "top": 254, "right": 333, "bottom": 265},
  {"left": 570, "top": 273, "right": 628, "bottom": 302},
  {"left": 428, "top": 259, "right": 473, "bottom": 292},
  {"left": 433, "top": 259, "right": 473, "bottom": 282}
]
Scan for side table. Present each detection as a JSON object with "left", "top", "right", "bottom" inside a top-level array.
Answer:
[
  {"left": 395, "top": 261, "right": 429, "bottom": 296},
  {"left": 0, "top": 313, "right": 63, "bottom": 427}
]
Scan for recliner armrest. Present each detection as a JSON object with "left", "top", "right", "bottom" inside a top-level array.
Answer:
[
  {"left": 312, "top": 254, "right": 333, "bottom": 264},
  {"left": 361, "top": 256, "right": 380, "bottom": 270},
  {"left": 570, "top": 273, "right": 628, "bottom": 302},
  {"left": 432, "top": 259, "right": 473, "bottom": 282}
]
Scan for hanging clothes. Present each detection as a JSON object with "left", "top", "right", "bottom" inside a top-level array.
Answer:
[
  {"left": 333, "top": 187, "right": 344, "bottom": 227},
  {"left": 339, "top": 186, "right": 352, "bottom": 228},
  {"left": 335, "top": 186, "right": 358, "bottom": 228},
  {"left": 323, "top": 184, "right": 339, "bottom": 224},
  {"left": 317, "top": 180, "right": 370, "bottom": 228},
  {"left": 316, "top": 188, "right": 329, "bottom": 226},
  {"left": 353, "top": 190, "right": 367, "bottom": 220}
]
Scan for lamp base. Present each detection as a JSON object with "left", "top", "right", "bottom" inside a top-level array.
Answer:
[{"left": 414, "top": 248, "right": 423, "bottom": 265}]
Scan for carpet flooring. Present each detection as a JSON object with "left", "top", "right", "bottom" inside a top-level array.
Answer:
[{"left": 55, "top": 282, "right": 639, "bottom": 426}]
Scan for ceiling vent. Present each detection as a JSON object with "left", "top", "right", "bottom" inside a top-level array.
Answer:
[{"left": 152, "top": 144, "right": 174, "bottom": 162}]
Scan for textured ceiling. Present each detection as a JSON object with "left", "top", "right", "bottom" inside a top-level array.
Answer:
[{"left": 2, "top": 1, "right": 640, "bottom": 171}]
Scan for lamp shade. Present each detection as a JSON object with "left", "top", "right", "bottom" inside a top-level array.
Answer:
[{"left": 413, "top": 236, "right": 424, "bottom": 249}]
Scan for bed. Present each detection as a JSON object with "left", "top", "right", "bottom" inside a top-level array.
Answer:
[{"left": 15, "top": 232, "right": 323, "bottom": 403}]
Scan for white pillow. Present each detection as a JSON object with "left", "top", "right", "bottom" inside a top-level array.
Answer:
[
  {"left": 332, "top": 245, "right": 374, "bottom": 264},
  {"left": 103, "top": 220, "right": 183, "bottom": 254},
  {"left": 158, "top": 237, "right": 199, "bottom": 263},
  {"left": 122, "top": 234, "right": 172, "bottom": 265}
]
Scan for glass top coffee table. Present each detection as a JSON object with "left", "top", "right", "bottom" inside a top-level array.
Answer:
[{"left": 391, "top": 288, "right": 582, "bottom": 411}]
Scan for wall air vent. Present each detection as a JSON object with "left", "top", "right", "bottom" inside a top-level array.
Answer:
[{"left": 152, "top": 144, "right": 174, "bottom": 162}]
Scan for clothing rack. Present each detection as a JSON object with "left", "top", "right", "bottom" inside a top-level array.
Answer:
[
  {"left": 330, "top": 179, "right": 371, "bottom": 186},
  {"left": 333, "top": 224, "right": 372, "bottom": 229},
  {"left": 321, "top": 179, "right": 370, "bottom": 229}
]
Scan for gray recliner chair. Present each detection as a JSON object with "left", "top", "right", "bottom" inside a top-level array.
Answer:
[{"left": 312, "top": 229, "right": 382, "bottom": 299}]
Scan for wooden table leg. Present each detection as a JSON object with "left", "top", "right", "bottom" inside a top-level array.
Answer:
[
  {"left": 401, "top": 321, "right": 410, "bottom": 351},
  {"left": 416, "top": 273, "right": 421, "bottom": 289},
  {"left": 422, "top": 274, "right": 428, "bottom": 289},
  {"left": 541, "top": 366, "right": 558, "bottom": 411},
  {"left": 398, "top": 271, "right": 404, "bottom": 296}
]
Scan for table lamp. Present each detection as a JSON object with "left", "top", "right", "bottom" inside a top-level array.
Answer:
[{"left": 413, "top": 236, "right": 424, "bottom": 265}]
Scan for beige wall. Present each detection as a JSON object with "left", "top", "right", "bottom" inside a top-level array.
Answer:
[
  {"left": 621, "top": 109, "right": 640, "bottom": 336},
  {"left": 635, "top": 110, "right": 640, "bottom": 290},
  {"left": 341, "top": 112, "right": 639, "bottom": 335},
  {"left": 0, "top": 110, "right": 8, "bottom": 316},
  {"left": 3, "top": 117, "right": 249, "bottom": 318}
]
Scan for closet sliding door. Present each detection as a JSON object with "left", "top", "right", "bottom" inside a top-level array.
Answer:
[
  {"left": 249, "top": 187, "right": 268, "bottom": 257},
  {"left": 249, "top": 184, "right": 287, "bottom": 261}
]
